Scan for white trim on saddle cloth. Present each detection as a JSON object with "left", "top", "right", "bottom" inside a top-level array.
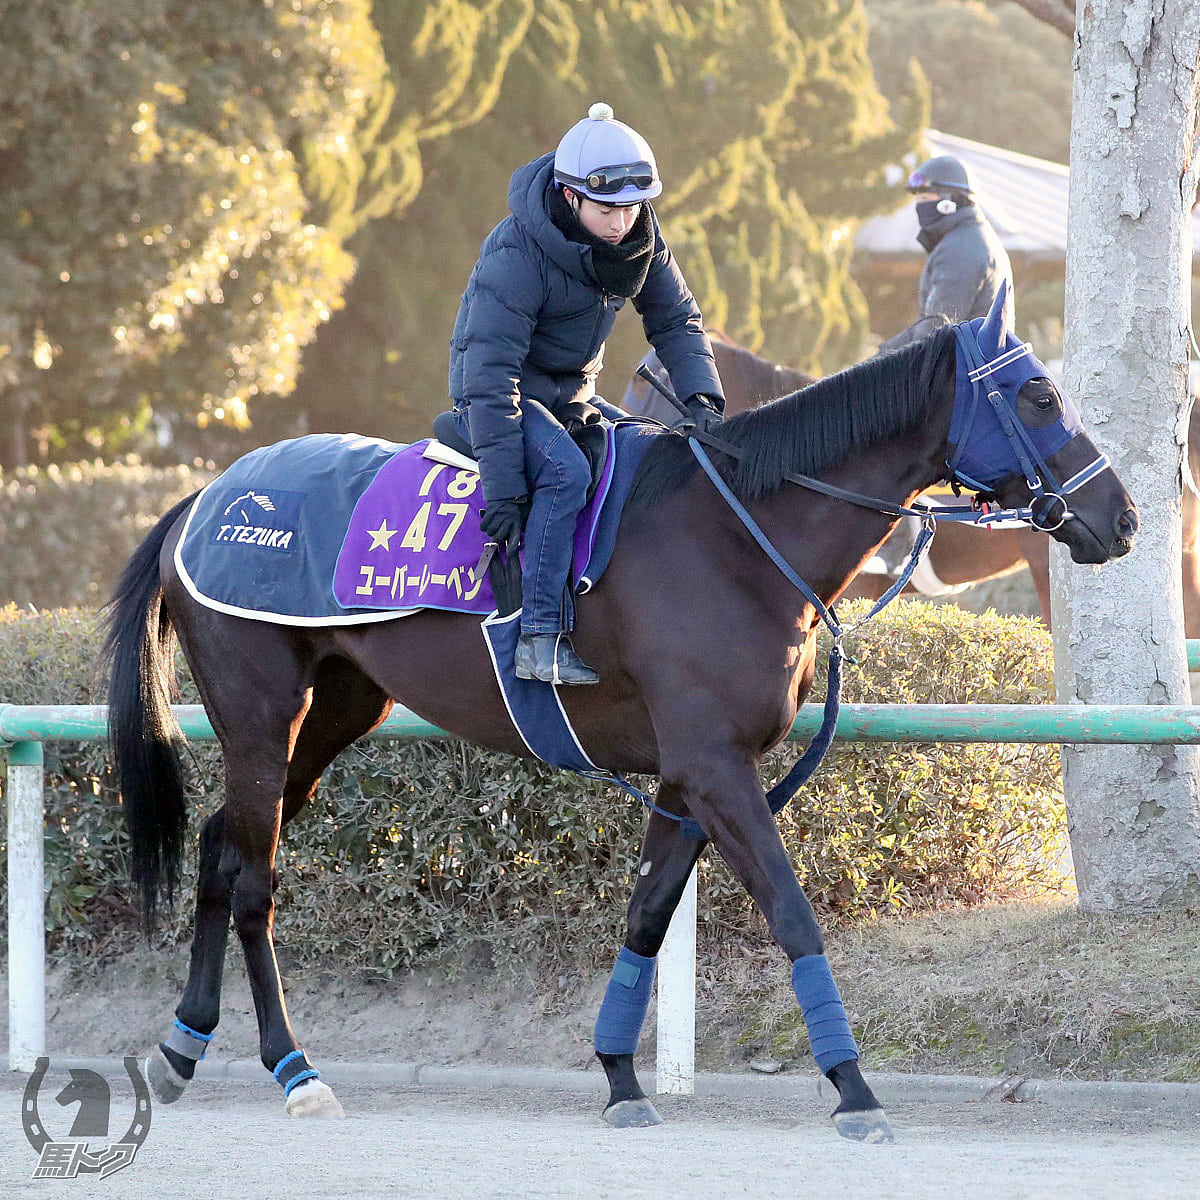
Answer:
[
  {"left": 480, "top": 609, "right": 601, "bottom": 771},
  {"left": 173, "top": 480, "right": 422, "bottom": 627}
]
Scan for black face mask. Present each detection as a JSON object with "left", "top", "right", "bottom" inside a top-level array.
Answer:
[
  {"left": 916, "top": 199, "right": 951, "bottom": 228},
  {"left": 547, "top": 187, "right": 654, "bottom": 297}
]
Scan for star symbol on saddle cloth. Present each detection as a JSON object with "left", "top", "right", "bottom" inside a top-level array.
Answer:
[{"left": 366, "top": 519, "right": 397, "bottom": 551}]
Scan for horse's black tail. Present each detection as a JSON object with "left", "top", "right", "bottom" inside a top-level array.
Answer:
[{"left": 101, "top": 492, "right": 200, "bottom": 927}]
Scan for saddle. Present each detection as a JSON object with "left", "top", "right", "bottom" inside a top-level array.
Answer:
[{"left": 429, "top": 402, "right": 614, "bottom": 617}]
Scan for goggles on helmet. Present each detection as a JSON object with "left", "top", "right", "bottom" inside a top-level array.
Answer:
[
  {"left": 558, "top": 161, "right": 658, "bottom": 196},
  {"left": 906, "top": 169, "right": 969, "bottom": 195}
]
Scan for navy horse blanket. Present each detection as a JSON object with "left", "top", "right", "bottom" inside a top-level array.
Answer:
[{"left": 174, "top": 425, "right": 659, "bottom": 625}]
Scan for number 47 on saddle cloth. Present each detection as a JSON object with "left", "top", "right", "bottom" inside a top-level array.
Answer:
[{"left": 173, "top": 423, "right": 660, "bottom": 778}]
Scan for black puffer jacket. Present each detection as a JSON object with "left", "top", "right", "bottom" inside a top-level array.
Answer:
[{"left": 448, "top": 152, "right": 723, "bottom": 501}]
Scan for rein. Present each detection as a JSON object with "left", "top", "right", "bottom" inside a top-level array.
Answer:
[
  {"left": 632, "top": 329, "right": 1107, "bottom": 838},
  {"left": 688, "top": 436, "right": 936, "bottom": 821}
]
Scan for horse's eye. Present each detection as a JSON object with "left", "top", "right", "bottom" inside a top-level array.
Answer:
[{"left": 1035, "top": 394, "right": 1055, "bottom": 410}]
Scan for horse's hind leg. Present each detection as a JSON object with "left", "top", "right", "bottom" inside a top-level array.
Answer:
[
  {"left": 146, "top": 804, "right": 238, "bottom": 1103},
  {"left": 233, "top": 657, "right": 392, "bottom": 1119},
  {"left": 594, "top": 781, "right": 708, "bottom": 1128},
  {"left": 147, "top": 645, "right": 389, "bottom": 1117}
]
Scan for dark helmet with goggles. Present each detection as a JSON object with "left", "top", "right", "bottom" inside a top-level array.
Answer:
[{"left": 907, "top": 154, "right": 974, "bottom": 197}]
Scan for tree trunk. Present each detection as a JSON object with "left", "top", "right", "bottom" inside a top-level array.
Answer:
[
  {"left": 0, "top": 389, "right": 30, "bottom": 470},
  {"left": 1050, "top": 1, "right": 1200, "bottom": 908}
]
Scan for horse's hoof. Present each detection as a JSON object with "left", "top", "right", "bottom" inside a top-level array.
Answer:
[
  {"left": 602, "top": 1098, "right": 664, "bottom": 1128},
  {"left": 146, "top": 1046, "right": 188, "bottom": 1105},
  {"left": 832, "top": 1106, "right": 895, "bottom": 1144},
  {"left": 285, "top": 1078, "right": 345, "bottom": 1119}
]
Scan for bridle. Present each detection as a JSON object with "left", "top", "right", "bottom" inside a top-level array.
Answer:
[{"left": 628, "top": 321, "right": 1114, "bottom": 834}]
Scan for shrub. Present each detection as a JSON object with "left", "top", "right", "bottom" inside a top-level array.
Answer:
[
  {"left": 0, "top": 599, "right": 1061, "bottom": 968},
  {"left": 0, "top": 461, "right": 213, "bottom": 609}
]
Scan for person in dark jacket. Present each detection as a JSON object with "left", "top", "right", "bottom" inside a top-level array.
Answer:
[
  {"left": 879, "top": 154, "right": 1014, "bottom": 353},
  {"left": 872, "top": 153, "right": 1018, "bottom": 578},
  {"left": 449, "top": 102, "right": 724, "bottom": 684}
]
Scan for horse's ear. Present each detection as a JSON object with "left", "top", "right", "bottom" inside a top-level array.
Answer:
[{"left": 977, "top": 280, "right": 1010, "bottom": 355}]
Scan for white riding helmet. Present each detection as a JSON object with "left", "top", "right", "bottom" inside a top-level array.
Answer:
[{"left": 553, "top": 102, "right": 662, "bottom": 205}]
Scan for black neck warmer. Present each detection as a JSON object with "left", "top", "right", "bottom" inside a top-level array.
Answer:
[
  {"left": 547, "top": 186, "right": 654, "bottom": 297},
  {"left": 916, "top": 202, "right": 975, "bottom": 253}
]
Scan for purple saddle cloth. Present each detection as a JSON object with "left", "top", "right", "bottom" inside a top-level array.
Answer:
[{"left": 332, "top": 431, "right": 617, "bottom": 614}]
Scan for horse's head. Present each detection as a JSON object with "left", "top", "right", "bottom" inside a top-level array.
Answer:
[{"left": 947, "top": 283, "right": 1137, "bottom": 564}]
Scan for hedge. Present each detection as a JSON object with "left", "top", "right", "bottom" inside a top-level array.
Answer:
[
  {"left": 0, "top": 460, "right": 214, "bottom": 609},
  {"left": 0, "top": 600, "right": 1062, "bottom": 970}
]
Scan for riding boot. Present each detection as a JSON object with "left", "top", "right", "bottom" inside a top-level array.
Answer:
[{"left": 515, "top": 633, "right": 599, "bottom": 685}]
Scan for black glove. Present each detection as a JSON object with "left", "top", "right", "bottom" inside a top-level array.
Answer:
[
  {"left": 684, "top": 393, "right": 724, "bottom": 431},
  {"left": 479, "top": 497, "right": 526, "bottom": 554}
]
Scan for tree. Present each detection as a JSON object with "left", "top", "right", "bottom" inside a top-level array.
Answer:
[
  {"left": 285, "top": 0, "right": 923, "bottom": 442},
  {"left": 864, "top": 0, "right": 1073, "bottom": 162},
  {"left": 0, "top": 1, "right": 397, "bottom": 466},
  {"left": 0, "top": 1, "right": 532, "bottom": 467},
  {"left": 1050, "top": 2, "right": 1200, "bottom": 907},
  {"left": 254, "top": 0, "right": 538, "bottom": 444}
]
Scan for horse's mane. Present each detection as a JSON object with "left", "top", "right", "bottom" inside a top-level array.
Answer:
[{"left": 628, "top": 325, "right": 957, "bottom": 509}]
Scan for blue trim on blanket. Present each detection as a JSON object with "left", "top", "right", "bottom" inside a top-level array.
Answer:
[
  {"left": 482, "top": 612, "right": 600, "bottom": 773},
  {"left": 578, "top": 422, "right": 661, "bottom": 590},
  {"left": 480, "top": 422, "right": 660, "bottom": 775}
]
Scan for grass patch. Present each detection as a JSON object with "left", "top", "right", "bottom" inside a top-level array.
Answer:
[{"left": 702, "top": 898, "right": 1200, "bottom": 1082}]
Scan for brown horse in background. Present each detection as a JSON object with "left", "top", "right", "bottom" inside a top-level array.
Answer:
[{"left": 626, "top": 336, "right": 1200, "bottom": 632}]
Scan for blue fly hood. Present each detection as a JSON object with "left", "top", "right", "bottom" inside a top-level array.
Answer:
[{"left": 947, "top": 281, "right": 1084, "bottom": 492}]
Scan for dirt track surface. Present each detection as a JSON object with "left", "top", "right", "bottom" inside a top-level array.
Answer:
[{"left": 2, "top": 1075, "right": 1198, "bottom": 1199}]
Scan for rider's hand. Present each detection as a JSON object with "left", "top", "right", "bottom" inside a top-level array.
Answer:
[
  {"left": 479, "top": 497, "right": 526, "bottom": 554},
  {"left": 684, "top": 393, "right": 724, "bottom": 431}
]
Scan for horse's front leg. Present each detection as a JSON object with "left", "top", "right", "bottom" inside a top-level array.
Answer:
[
  {"left": 595, "top": 781, "right": 708, "bottom": 1127},
  {"left": 663, "top": 746, "right": 894, "bottom": 1144}
]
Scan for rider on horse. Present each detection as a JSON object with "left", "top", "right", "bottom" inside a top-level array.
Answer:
[{"left": 449, "top": 102, "right": 725, "bottom": 684}]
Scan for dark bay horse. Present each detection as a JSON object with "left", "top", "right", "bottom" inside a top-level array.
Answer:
[
  {"left": 628, "top": 336, "right": 1197, "bottom": 629},
  {"left": 104, "top": 303, "right": 1136, "bottom": 1137}
]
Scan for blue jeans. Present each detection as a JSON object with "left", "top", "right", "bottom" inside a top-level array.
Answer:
[{"left": 454, "top": 398, "right": 590, "bottom": 635}]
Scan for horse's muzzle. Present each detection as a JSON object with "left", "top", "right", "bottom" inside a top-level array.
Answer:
[
  {"left": 1111, "top": 505, "right": 1138, "bottom": 556},
  {"left": 1064, "top": 502, "right": 1138, "bottom": 564}
]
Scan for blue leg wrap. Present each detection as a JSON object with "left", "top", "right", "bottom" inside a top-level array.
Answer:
[
  {"left": 272, "top": 1049, "right": 321, "bottom": 1096},
  {"left": 791, "top": 954, "right": 859, "bottom": 1074},
  {"left": 165, "top": 1018, "right": 214, "bottom": 1062},
  {"left": 594, "top": 947, "right": 657, "bottom": 1056}
]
